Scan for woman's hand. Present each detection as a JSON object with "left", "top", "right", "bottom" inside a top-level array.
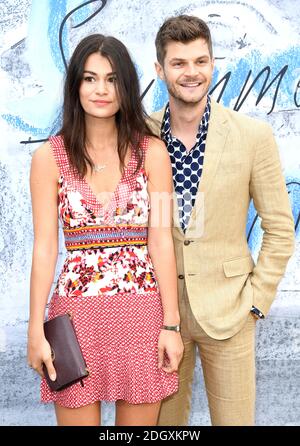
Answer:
[
  {"left": 27, "top": 334, "right": 57, "bottom": 382},
  {"left": 157, "top": 329, "right": 184, "bottom": 373}
]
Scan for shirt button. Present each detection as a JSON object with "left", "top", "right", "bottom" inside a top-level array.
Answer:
[
  {"left": 178, "top": 274, "right": 185, "bottom": 279},
  {"left": 184, "top": 240, "right": 191, "bottom": 246}
]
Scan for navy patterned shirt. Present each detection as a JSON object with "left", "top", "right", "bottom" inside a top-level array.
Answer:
[{"left": 161, "top": 95, "right": 211, "bottom": 232}]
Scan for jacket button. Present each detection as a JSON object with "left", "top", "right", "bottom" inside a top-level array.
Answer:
[
  {"left": 178, "top": 274, "right": 185, "bottom": 279},
  {"left": 184, "top": 240, "right": 191, "bottom": 245}
]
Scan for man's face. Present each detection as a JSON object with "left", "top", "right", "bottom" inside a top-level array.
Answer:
[{"left": 155, "top": 38, "right": 214, "bottom": 106}]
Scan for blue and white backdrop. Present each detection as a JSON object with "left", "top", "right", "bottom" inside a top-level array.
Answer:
[{"left": 0, "top": 0, "right": 299, "bottom": 426}]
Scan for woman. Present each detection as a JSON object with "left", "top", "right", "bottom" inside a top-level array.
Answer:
[{"left": 27, "top": 34, "right": 183, "bottom": 426}]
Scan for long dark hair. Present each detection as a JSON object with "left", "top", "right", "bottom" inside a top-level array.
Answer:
[{"left": 59, "top": 34, "right": 154, "bottom": 178}]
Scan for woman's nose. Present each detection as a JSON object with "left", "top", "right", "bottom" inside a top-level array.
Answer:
[{"left": 95, "top": 79, "right": 108, "bottom": 94}]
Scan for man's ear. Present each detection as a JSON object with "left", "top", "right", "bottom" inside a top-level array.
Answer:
[{"left": 155, "top": 61, "right": 165, "bottom": 81}]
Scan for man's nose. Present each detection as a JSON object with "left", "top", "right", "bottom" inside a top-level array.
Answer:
[{"left": 185, "top": 63, "right": 198, "bottom": 76}]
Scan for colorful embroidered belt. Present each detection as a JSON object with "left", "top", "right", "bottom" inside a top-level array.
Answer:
[{"left": 63, "top": 225, "right": 148, "bottom": 251}]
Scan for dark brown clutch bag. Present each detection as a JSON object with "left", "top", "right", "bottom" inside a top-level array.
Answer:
[{"left": 43, "top": 313, "right": 89, "bottom": 391}]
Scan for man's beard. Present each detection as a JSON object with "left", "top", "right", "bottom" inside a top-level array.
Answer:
[{"left": 165, "top": 78, "right": 209, "bottom": 106}]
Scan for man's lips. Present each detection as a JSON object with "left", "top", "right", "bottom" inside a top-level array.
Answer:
[{"left": 180, "top": 82, "right": 202, "bottom": 87}]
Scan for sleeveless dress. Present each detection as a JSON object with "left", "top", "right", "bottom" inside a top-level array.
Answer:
[{"left": 40, "top": 135, "right": 178, "bottom": 408}]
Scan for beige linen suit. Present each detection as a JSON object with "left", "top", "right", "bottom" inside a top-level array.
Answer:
[{"left": 149, "top": 99, "right": 295, "bottom": 425}]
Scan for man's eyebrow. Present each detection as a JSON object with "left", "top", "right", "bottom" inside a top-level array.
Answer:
[
  {"left": 169, "top": 58, "right": 186, "bottom": 62},
  {"left": 169, "top": 56, "right": 209, "bottom": 62}
]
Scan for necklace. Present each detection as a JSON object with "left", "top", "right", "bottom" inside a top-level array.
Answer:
[
  {"left": 87, "top": 141, "right": 118, "bottom": 174},
  {"left": 93, "top": 163, "right": 107, "bottom": 173}
]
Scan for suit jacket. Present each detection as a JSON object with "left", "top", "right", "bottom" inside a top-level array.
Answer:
[{"left": 149, "top": 99, "right": 295, "bottom": 339}]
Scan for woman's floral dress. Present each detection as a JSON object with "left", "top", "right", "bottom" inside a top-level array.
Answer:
[{"left": 40, "top": 135, "right": 178, "bottom": 407}]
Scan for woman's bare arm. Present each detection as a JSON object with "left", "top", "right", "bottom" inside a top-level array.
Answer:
[
  {"left": 145, "top": 136, "right": 183, "bottom": 373},
  {"left": 27, "top": 141, "right": 59, "bottom": 378}
]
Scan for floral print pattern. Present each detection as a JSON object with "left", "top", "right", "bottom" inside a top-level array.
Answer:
[{"left": 50, "top": 136, "right": 159, "bottom": 299}]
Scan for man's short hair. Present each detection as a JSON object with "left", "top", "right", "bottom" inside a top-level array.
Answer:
[{"left": 155, "top": 15, "right": 213, "bottom": 65}]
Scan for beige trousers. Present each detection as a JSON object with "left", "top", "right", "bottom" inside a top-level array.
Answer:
[{"left": 158, "top": 282, "right": 256, "bottom": 426}]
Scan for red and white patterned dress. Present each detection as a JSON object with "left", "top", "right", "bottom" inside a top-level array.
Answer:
[{"left": 40, "top": 135, "right": 178, "bottom": 408}]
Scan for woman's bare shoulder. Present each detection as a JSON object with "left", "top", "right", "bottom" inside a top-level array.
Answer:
[
  {"left": 145, "top": 136, "right": 170, "bottom": 176},
  {"left": 31, "top": 141, "right": 60, "bottom": 182},
  {"left": 147, "top": 135, "right": 167, "bottom": 153}
]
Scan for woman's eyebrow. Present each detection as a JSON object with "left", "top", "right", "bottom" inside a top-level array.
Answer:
[{"left": 83, "top": 70, "right": 117, "bottom": 76}]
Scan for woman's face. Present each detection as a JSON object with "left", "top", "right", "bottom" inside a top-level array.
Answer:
[{"left": 79, "top": 52, "right": 120, "bottom": 120}]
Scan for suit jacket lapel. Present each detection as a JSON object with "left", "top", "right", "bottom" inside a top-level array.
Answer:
[
  {"left": 150, "top": 101, "right": 230, "bottom": 238},
  {"left": 187, "top": 100, "right": 229, "bottom": 233}
]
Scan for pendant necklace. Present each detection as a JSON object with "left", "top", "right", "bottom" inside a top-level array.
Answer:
[
  {"left": 88, "top": 142, "right": 117, "bottom": 173},
  {"left": 93, "top": 163, "right": 107, "bottom": 173}
]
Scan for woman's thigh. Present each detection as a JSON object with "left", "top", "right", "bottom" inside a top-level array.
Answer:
[
  {"left": 54, "top": 400, "right": 101, "bottom": 426},
  {"left": 115, "top": 400, "right": 161, "bottom": 426}
]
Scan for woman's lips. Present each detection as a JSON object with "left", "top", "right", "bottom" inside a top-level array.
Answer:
[{"left": 92, "top": 100, "right": 111, "bottom": 105}]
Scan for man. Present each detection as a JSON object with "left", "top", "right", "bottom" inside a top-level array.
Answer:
[{"left": 149, "top": 15, "right": 295, "bottom": 426}]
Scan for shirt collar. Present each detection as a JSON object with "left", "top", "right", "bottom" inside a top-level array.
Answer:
[{"left": 161, "top": 95, "right": 211, "bottom": 143}]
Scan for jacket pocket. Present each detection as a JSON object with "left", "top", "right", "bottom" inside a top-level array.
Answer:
[{"left": 223, "top": 255, "right": 254, "bottom": 277}]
